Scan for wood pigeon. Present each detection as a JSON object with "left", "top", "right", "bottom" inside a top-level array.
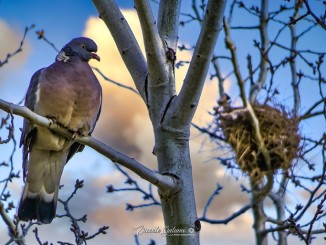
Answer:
[{"left": 18, "top": 37, "right": 102, "bottom": 224}]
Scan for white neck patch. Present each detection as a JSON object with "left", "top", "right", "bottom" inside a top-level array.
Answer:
[{"left": 56, "top": 51, "right": 70, "bottom": 63}]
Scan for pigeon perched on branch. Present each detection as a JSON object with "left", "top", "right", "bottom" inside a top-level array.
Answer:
[{"left": 18, "top": 37, "right": 102, "bottom": 224}]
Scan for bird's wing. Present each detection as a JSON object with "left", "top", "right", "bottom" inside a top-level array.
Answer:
[
  {"left": 20, "top": 68, "right": 44, "bottom": 180},
  {"left": 66, "top": 87, "right": 102, "bottom": 162}
]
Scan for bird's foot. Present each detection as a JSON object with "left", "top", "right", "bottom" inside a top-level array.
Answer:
[
  {"left": 47, "top": 116, "right": 68, "bottom": 129},
  {"left": 47, "top": 117, "right": 66, "bottom": 129},
  {"left": 69, "top": 130, "right": 88, "bottom": 141},
  {"left": 70, "top": 131, "right": 78, "bottom": 141},
  {"left": 48, "top": 116, "right": 58, "bottom": 127},
  {"left": 47, "top": 117, "right": 75, "bottom": 140}
]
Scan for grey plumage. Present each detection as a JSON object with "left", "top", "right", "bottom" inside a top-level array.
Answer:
[{"left": 18, "top": 37, "right": 102, "bottom": 224}]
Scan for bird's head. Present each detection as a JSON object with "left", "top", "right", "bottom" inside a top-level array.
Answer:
[{"left": 59, "top": 37, "right": 100, "bottom": 62}]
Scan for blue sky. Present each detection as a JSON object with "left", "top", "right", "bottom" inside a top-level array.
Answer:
[{"left": 0, "top": 1, "right": 325, "bottom": 244}]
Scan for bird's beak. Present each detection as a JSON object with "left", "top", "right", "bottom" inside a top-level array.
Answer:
[{"left": 91, "top": 53, "right": 100, "bottom": 62}]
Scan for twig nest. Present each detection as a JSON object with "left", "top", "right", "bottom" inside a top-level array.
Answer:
[{"left": 217, "top": 104, "right": 300, "bottom": 182}]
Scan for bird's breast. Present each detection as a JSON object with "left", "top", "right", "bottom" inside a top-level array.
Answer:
[{"left": 35, "top": 62, "right": 101, "bottom": 135}]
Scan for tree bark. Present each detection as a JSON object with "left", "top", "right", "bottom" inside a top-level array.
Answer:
[
  {"left": 270, "top": 190, "right": 287, "bottom": 245},
  {"left": 249, "top": 0, "right": 269, "bottom": 102},
  {"left": 154, "top": 127, "right": 199, "bottom": 244},
  {"left": 251, "top": 181, "right": 268, "bottom": 245}
]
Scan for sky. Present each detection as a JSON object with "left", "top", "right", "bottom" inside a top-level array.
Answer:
[{"left": 0, "top": 0, "right": 325, "bottom": 244}]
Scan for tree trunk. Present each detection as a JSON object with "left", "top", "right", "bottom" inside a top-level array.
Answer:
[
  {"left": 275, "top": 196, "right": 287, "bottom": 245},
  {"left": 155, "top": 127, "right": 199, "bottom": 244},
  {"left": 270, "top": 178, "right": 288, "bottom": 245},
  {"left": 251, "top": 181, "right": 268, "bottom": 245}
]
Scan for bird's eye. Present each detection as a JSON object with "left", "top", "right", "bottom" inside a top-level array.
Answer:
[{"left": 81, "top": 44, "right": 86, "bottom": 49}]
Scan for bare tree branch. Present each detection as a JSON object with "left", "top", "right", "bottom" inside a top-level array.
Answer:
[
  {"left": 92, "top": 0, "right": 148, "bottom": 101},
  {"left": 134, "top": 0, "right": 176, "bottom": 124},
  {"left": 0, "top": 25, "right": 35, "bottom": 68},
  {"left": 191, "top": 123, "right": 226, "bottom": 142},
  {"left": 211, "top": 55, "right": 227, "bottom": 98},
  {"left": 107, "top": 163, "right": 161, "bottom": 211},
  {"left": 249, "top": 0, "right": 269, "bottom": 102},
  {"left": 290, "top": 9, "right": 300, "bottom": 115},
  {"left": 57, "top": 179, "right": 109, "bottom": 244},
  {"left": 191, "top": 0, "right": 204, "bottom": 23},
  {"left": 303, "top": 0, "right": 326, "bottom": 30},
  {"left": 200, "top": 203, "right": 252, "bottom": 225},
  {"left": 0, "top": 201, "right": 18, "bottom": 240},
  {"left": 36, "top": 30, "right": 60, "bottom": 52},
  {"left": 305, "top": 194, "right": 326, "bottom": 244},
  {"left": 0, "top": 112, "right": 23, "bottom": 245},
  {"left": 135, "top": 0, "right": 168, "bottom": 81},
  {"left": 157, "top": 0, "right": 182, "bottom": 51},
  {"left": 165, "top": 0, "right": 227, "bottom": 130},
  {"left": 223, "top": 18, "right": 246, "bottom": 105},
  {"left": 92, "top": 67, "right": 140, "bottom": 95},
  {"left": 0, "top": 98, "right": 179, "bottom": 194},
  {"left": 295, "top": 148, "right": 326, "bottom": 222}
]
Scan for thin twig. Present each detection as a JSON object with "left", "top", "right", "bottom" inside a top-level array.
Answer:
[
  {"left": 92, "top": 67, "right": 139, "bottom": 95},
  {"left": 0, "top": 25, "right": 35, "bottom": 67}
]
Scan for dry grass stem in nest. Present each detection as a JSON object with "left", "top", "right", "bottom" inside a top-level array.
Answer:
[{"left": 216, "top": 104, "right": 300, "bottom": 183}]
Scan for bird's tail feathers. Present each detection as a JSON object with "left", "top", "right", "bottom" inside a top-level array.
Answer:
[
  {"left": 18, "top": 184, "right": 59, "bottom": 224},
  {"left": 18, "top": 149, "right": 67, "bottom": 224}
]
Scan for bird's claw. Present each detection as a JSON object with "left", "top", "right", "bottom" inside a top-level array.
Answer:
[
  {"left": 47, "top": 117, "right": 66, "bottom": 129},
  {"left": 70, "top": 131, "right": 78, "bottom": 141},
  {"left": 48, "top": 117, "right": 58, "bottom": 126},
  {"left": 70, "top": 130, "right": 89, "bottom": 141}
]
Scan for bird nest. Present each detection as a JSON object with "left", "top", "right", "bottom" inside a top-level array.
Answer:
[{"left": 216, "top": 104, "right": 300, "bottom": 182}]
